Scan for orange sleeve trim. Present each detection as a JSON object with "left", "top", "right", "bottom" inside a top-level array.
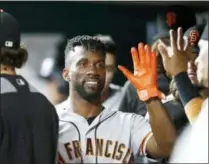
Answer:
[{"left": 141, "top": 131, "right": 153, "bottom": 156}]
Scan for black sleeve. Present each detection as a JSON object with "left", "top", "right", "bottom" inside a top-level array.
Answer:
[
  {"left": 174, "top": 72, "right": 200, "bottom": 106},
  {"left": 0, "top": 111, "right": 2, "bottom": 146},
  {"left": 31, "top": 96, "right": 59, "bottom": 164}
]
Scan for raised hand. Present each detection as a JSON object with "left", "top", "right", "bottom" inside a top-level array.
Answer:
[
  {"left": 118, "top": 43, "right": 165, "bottom": 101},
  {"left": 158, "top": 27, "right": 191, "bottom": 77}
]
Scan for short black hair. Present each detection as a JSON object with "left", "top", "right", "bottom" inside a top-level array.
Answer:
[
  {"left": 64, "top": 35, "right": 106, "bottom": 67},
  {"left": 94, "top": 34, "right": 116, "bottom": 55}
]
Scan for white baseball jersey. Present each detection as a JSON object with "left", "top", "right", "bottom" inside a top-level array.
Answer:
[
  {"left": 169, "top": 98, "right": 208, "bottom": 163},
  {"left": 56, "top": 99, "right": 152, "bottom": 163}
]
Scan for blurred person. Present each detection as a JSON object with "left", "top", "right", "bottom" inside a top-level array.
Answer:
[
  {"left": 170, "top": 24, "right": 208, "bottom": 104},
  {"left": 56, "top": 35, "right": 176, "bottom": 163},
  {"left": 39, "top": 57, "right": 69, "bottom": 105},
  {"left": 142, "top": 6, "right": 198, "bottom": 163},
  {"left": 0, "top": 10, "right": 58, "bottom": 164},
  {"left": 145, "top": 5, "right": 197, "bottom": 126},
  {"left": 133, "top": 5, "right": 197, "bottom": 133},
  {"left": 158, "top": 22, "right": 208, "bottom": 124},
  {"left": 165, "top": 23, "right": 208, "bottom": 163},
  {"left": 94, "top": 34, "right": 122, "bottom": 109},
  {"left": 152, "top": 5, "right": 196, "bottom": 80}
]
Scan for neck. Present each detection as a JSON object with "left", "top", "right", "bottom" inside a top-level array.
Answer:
[
  {"left": 70, "top": 91, "right": 103, "bottom": 118},
  {"left": 0, "top": 65, "right": 16, "bottom": 75}
]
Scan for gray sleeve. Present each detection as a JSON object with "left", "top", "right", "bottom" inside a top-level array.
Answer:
[
  {"left": 0, "top": 77, "right": 17, "bottom": 94},
  {"left": 118, "top": 81, "right": 147, "bottom": 116}
]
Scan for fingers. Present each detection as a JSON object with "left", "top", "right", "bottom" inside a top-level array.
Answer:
[
  {"left": 183, "top": 36, "right": 189, "bottom": 51},
  {"left": 118, "top": 65, "right": 134, "bottom": 80},
  {"left": 151, "top": 52, "right": 157, "bottom": 81},
  {"left": 145, "top": 44, "right": 151, "bottom": 67},
  {"left": 138, "top": 43, "right": 146, "bottom": 68},
  {"left": 158, "top": 42, "right": 169, "bottom": 60},
  {"left": 131, "top": 47, "right": 140, "bottom": 72},
  {"left": 170, "top": 29, "right": 178, "bottom": 52},
  {"left": 177, "top": 27, "right": 184, "bottom": 51}
]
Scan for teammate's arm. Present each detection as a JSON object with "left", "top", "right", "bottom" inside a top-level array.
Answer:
[
  {"left": 144, "top": 98, "right": 176, "bottom": 158},
  {"left": 118, "top": 43, "right": 177, "bottom": 159},
  {"left": 32, "top": 98, "right": 59, "bottom": 164},
  {"left": 158, "top": 28, "right": 206, "bottom": 124},
  {"left": 173, "top": 72, "right": 205, "bottom": 124}
]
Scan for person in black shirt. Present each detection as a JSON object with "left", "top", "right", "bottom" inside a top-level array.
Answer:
[{"left": 0, "top": 10, "right": 58, "bottom": 164}]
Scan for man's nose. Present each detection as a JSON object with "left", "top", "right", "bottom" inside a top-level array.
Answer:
[
  {"left": 188, "top": 61, "right": 196, "bottom": 70},
  {"left": 187, "top": 61, "right": 193, "bottom": 68},
  {"left": 86, "top": 64, "right": 98, "bottom": 75}
]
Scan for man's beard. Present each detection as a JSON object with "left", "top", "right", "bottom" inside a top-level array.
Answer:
[{"left": 74, "top": 83, "right": 102, "bottom": 102}]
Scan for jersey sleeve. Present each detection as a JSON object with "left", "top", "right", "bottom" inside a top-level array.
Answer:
[
  {"left": 31, "top": 97, "right": 59, "bottom": 164},
  {"left": 130, "top": 114, "right": 152, "bottom": 157}
]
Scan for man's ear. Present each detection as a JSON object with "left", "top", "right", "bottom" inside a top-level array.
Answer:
[{"left": 62, "top": 68, "right": 70, "bottom": 82}]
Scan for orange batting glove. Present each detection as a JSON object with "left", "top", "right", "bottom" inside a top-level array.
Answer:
[{"left": 118, "top": 43, "right": 165, "bottom": 102}]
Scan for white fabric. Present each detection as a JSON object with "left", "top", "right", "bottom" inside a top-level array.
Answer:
[
  {"left": 55, "top": 100, "right": 151, "bottom": 163},
  {"left": 169, "top": 98, "right": 208, "bottom": 163}
]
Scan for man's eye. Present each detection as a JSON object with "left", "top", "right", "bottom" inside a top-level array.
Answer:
[
  {"left": 79, "top": 61, "right": 87, "bottom": 67},
  {"left": 97, "top": 62, "right": 105, "bottom": 68}
]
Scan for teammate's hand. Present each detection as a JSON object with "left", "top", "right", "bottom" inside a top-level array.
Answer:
[
  {"left": 158, "top": 27, "right": 191, "bottom": 77},
  {"left": 118, "top": 43, "right": 165, "bottom": 101}
]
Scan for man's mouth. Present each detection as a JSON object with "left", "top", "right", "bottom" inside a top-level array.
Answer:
[
  {"left": 86, "top": 81, "right": 98, "bottom": 85},
  {"left": 188, "top": 71, "right": 197, "bottom": 81},
  {"left": 188, "top": 71, "right": 196, "bottom": 76},
  {"left": 85, "top": 79, "right": 100, "bottom": 87}
]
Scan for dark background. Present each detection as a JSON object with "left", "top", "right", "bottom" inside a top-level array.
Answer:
[{"left": 1, "top": 1, "right": 208, "bottom": 85}]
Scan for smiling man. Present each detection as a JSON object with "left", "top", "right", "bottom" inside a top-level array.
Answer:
[{"left": 55, "top": 35, "right": 177, "bottom": 163}]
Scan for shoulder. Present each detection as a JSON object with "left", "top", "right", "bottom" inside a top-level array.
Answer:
[
  {"left": 109, "top": 83, "right": 122, "bottom": 91},
  {"left": 55, "top": 99, "right": 69, "bottom": 111},
  {"left": 115, "top": 111, "right": 146, "bottom": 122},
  {"left": 55, "top": 99, "right": 69, "bottom": 118},
  {"left": 0, "top": 75, "right": 39, "bottom": 94},
  {"left": 0, "top": 76, "right": 17, "bottom": 94}
]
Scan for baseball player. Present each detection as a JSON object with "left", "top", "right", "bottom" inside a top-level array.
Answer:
[
  {"left": 122, "top": 5, "right": 197, "bottom": 135},
  {"left": 169, "top": 24, "right": 208, "bottom": 120},
  {"left": 169, "top": 23, "right": 208, "bottom": 163},
  {"left": 158, "top": 24, "right": 208, "bottom": 124},
  {"left": 56, "top": 35, "right": 177, "bottom": 163},
  {"left": 0, "top": 10, "right": 58, "bottom": 164},
  {"left": 93, "top": 34, "right": 122, "bottom": 110}
]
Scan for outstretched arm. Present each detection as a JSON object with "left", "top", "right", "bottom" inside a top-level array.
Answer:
[
  {"left": 118, "top": 43, "right": 177, "bottom": 158},
  {"left": 145, "top": 98, "right": 176, "bottom": 158}
]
